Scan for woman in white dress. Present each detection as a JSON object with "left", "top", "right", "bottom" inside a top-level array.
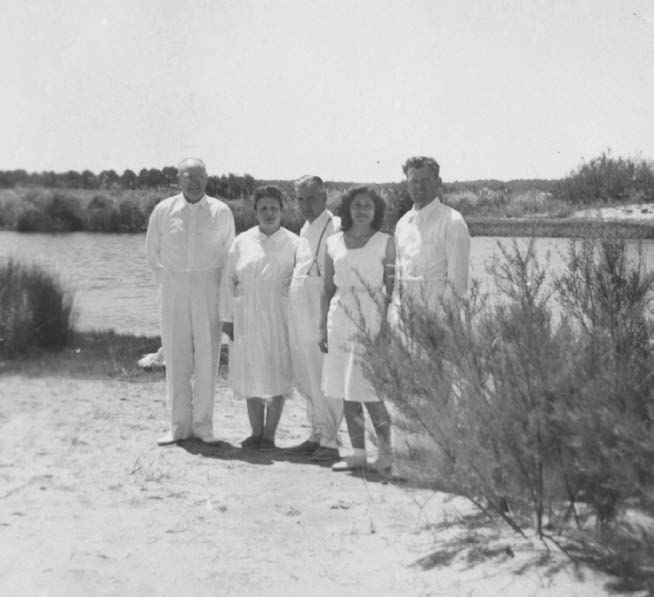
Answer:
[
  {"left": 220, "top": 186, "right": 299, "bottom": 451},
  {"left": 319, "top": 187, "right": 396, "bottom": 473}
]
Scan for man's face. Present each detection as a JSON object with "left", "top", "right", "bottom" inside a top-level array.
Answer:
[
  {"left": 296, "top": 184, "right": 327, "bottom": 223},
  {"left": 178, "top": 163, "right": 207, "bottom": 203},
  {"left": 406, "top": 166, "right": 440, "bottom": 208}
]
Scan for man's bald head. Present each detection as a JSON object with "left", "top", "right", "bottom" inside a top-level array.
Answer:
[
  {"left": 177, "top": 157, "right": 208, "bottom": 203},
  {"left": 178, "top": 157, "right": 207, "bottom": 174}
]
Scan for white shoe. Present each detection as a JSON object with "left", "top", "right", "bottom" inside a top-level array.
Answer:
[
  {"left": 332, "top": 454, "right": 367, "bottom": 472},
  {"left": 368, "top": 453, "right": 394, "bottom": 475},
  {"left": 156, "top": 433, "right": 180, "bottom": 446},
  {"left": 198, "top": 435, "right": 224, "bottom": 446}
]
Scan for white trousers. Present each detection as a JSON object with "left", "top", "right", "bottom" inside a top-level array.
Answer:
[
  {"left": 160, "top": 270, "right": 222, "bottom": 440},
  {"left": 289, "top": 275, "right": 343, "bottom": 448}
]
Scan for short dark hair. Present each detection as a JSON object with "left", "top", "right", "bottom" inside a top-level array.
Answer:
[
  {"left": 253, "top": 185, "right": 285, "bottom": 209},
  {"left": 402, "top": 156, "right": 440, "bottom": 179},
  {"left": 338, "top": 186, "right": 385, "bottom": 232}
]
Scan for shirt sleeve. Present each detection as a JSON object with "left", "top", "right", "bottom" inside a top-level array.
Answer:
[
  {"left": 144, "top": 206, "right": 163, "bottom": 285},
  {"left": 444, "top": 217, "right": 471, "bottom": 305},
  {"left": 218, "top": 238, "right": 238, "bottom": 323}
]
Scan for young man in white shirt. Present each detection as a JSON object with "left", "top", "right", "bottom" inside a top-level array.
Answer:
[
  {"left": 145, "top": 158, "right": 235, "bottom": 446},
  {"left": 286, "top": 175, "right": 343, "bottom": 462},
  {"left": 389, "top": 156, "right": 471, "bottom": 326}
]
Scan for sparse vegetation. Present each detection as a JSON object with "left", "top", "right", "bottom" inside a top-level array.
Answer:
[{"left": 363, "top": 225, "right": 654, "bottom": 592}]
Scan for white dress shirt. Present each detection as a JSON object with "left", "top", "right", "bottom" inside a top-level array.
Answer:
[
  {"left": 392, "top": 197, "right": 470, "bottom": 313},
  {"left": 145, "top": 193, "right": 235, "bottom": 283}
]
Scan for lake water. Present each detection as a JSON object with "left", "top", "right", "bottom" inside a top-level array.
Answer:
[{"left": 1, "top": 231, "right": 652, "bottom": 337}]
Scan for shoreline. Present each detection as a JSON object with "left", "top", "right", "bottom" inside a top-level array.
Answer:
[
  {"left": 1, "top": 216, "right": 653, "bottom": 239},
  {"left": 467, "top": 216, "right": 654, "bottom": 239}
]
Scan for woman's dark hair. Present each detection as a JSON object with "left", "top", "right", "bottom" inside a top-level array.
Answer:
[
  {"left": 253, "top": 185, "right": 284, "bottom": 209},
  {"left": 338, "top": 186, "right": 385, "bottom": 231}
]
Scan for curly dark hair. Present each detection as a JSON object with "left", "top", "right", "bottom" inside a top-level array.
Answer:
[
  {"left": 401, "top": 156, "right": 440, "bottom": 179},
  {"left": 338, "top": 186, "right": 385, "bottom": 231},
  {"left": 253, "top": 185, "right": 285, "bottom": 209}
]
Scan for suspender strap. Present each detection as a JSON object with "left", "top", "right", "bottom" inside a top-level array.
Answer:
[{"left": 308, "top": 216, "right": 333, "bottom": 277}]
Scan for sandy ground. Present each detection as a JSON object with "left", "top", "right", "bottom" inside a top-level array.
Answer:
[
  {"left": 0, "top": 374, "right": 623, "bottom": 597},
  {"left": 571, "top": 202, "right": 654, "bottom": 222}
]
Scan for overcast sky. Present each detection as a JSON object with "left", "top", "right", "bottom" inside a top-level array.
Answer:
[{"left": 1, "top": 0, "right": 652, "bottom": 182}]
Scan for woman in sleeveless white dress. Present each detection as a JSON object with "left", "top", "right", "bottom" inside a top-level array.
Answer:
[{"left": 319, "top": 187, "right": 396, "bottom": 473}]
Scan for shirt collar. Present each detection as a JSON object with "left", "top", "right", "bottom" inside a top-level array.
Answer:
[
  {"left": 173, "top": 193, "right": 209, "bottom": 212},
  {"left": 303, "top": 209, "right": 333, "bottom": 235},
  {"left": 256, "top": 226, "right": 284, "bottom": 242},
  {"left": 412, "top": 197, "right": 440, "bottom": 219}
]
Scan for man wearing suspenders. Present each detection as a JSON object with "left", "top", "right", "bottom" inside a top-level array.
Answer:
[{"left": 286, "top": 176, "right": 343, "bottom": 461}]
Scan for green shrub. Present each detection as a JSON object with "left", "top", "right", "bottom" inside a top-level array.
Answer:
[{"left": 0, "top": 259, "right": 76, "bottom": 358}]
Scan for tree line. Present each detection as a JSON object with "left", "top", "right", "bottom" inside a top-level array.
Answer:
[
  {"left": 0, "top": 168, "right": 257, "bottom": 200},
  {"left": 1, "top": 151, "right": 653, "bottom": 205}
]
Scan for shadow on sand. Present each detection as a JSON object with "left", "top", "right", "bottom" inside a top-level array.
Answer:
[{"left": 178, "top": 439, "right": 406, "bottom": 485}]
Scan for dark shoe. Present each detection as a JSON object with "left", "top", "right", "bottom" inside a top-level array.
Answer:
[
  {"left": 284, "top": 439, "right": 319, "bottom": 455},
  {"left": 241, "top": 435, "right": 261, "bottom": 449},
  {"left": 310, "top": 446, "right": 340, "bottom": 462},
  {"left": 258, "top": 438, "right": 276, "bottom": 452}
]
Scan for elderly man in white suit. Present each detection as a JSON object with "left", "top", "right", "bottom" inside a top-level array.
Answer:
[
  {"left": 286, "top": 175, "right": 343, "bottom": 461},
  {"left": 146, "top": 158, "right": 235, "bottom": 445}
]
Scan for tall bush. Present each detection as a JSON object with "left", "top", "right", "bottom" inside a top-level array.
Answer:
[
  {"left": 362, "top": 227, "right": 654, "bottom": 587},
  {"left": 0, "top": 259, "right": 76, "bottom": 358},
  {"left": 556, "top": 152, "right": 654, "bottom": 205}
]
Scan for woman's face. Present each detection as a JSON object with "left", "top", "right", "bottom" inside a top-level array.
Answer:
[
  {"left": 350, "top": 193, "right": 376, "bottom": 228},
  {"left": 255, "top": 196, "right": 282, "bottom": 234}
]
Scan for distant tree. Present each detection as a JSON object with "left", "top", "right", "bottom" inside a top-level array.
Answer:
[
  {"left": 243, "top": 174, "right": 256, "bottom": 196},
  {"left": 121, "top": 169, "right": 137, "bottom": 189},
  {"left": 81, "top": 170, "right": 99, "bottom": 189},
  {"left": 147, "top": 168, "right": 167, "bottom": 187},
  {"left": 137, "top": 168, "right": 149, "bottom": 189},
  {"left": 99, "top": 169, "right": 120, "bottom": 189},
  {"left": 42, "top": 171, "right": 57, "bottom": 188},
  {"left": 162, "top": 166, "right": 178, "bottom": 187},
  {"left": 63, "top": 170, "right": 83, "bottom": 189}
]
